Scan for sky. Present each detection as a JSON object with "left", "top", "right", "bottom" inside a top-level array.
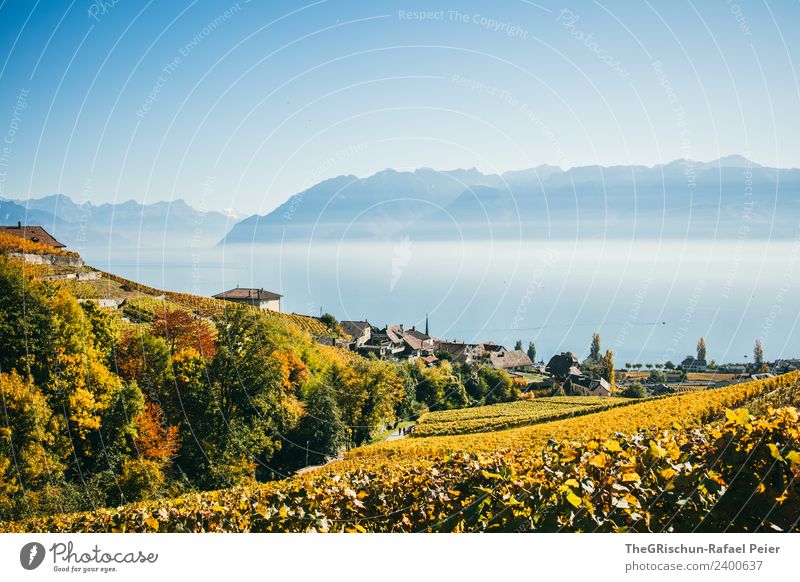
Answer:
[{"left": 1, "top": 0, "right": 798, "bottom": 215}]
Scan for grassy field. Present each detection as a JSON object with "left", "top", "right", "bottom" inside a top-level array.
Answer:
[
  {"left": 414, "top": 396, "right": 631, "bottom": 437},
  {"left": 622, "top": 370, "right": 737, "bottom": 382}
]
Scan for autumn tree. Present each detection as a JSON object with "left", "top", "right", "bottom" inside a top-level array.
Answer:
[
  {"left": 601, "top": 349, "right": 616, "bottom": 394},
  {"left": 151, "top": 307, "right": 216, "bottom": 358},
  {"left": 135, "top": 402, "right": 180, "bottom": 463},
  {"left": 113, "top": 328, "right": 172, "bottom": 401},
  {"left": 0, "top": 371, "right": 64, "bottom": 518},
  {"left": 80, "top": 300, "right": 120, "bottom": 366},
  {"left": 48, "top": 290, "right": 124, "bottom": 443}
]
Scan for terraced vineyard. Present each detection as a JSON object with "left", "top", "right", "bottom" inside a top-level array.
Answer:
[
  {"left": 3, "top": 372, "right": 798, "bottom": 533},
  {"left": 0, "top": 230, "right": 77, "bottom": 256},
  {"left": 346, "top": 372, "right": 796, "bottom": 465},
  {"left": 101, "top": 271, "right": 329, "bottom": 335},
  {"left": 414, "top": 396, "right": 632, "bottom": 437}
]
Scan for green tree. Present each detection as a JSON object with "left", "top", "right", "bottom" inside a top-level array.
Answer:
[
  {"left": 590, "top": 332, "right": 601, "bottom": 362},
  {"left": 514, "top": 339, "right": 523, "bottom": 351},
  {"left": 754, "top": 339, "right": 764, "bottom": 366},
  {"left": 697, "top": 337, "right": 707, "bottom": 361},
  {"left": 620, "top": 382, "right": 646, "bottom": 398},
  {"left": 527, "top": 341, "right": 536, "bottom": 363},
  {"left": 283, "top": 382, "right": 345, "bottom": 469},
  {"left": 319, "top": 312, "right": 339, "bottom": 333},
  {"left": 209, "top": 308, "right": 299, "bottom": 485},
  {"left": 0, "top": 257, "right": 54, "bottom": 384},
  {"left": 480, "top": 366, "right": 517, "bottom": 404}
]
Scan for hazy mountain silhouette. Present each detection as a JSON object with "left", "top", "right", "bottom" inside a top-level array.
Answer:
[
  {"left": 0, "top": 194, "right": 234, "bottom": 248},
  {"left": 222, "top": 156, "right": 799, "bottom": 243}
]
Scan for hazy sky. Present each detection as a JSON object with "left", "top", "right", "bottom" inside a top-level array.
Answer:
[{"left": 1, "top": 0, "right": 798, "bottom": 214}]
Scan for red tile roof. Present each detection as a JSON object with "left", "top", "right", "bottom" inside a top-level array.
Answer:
[{"left": 0, "top": 224, "right": 65, "bottom": 248}]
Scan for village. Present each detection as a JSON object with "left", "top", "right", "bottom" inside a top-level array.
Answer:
[{"left": 2, "top": 221, "right": 795, "bottom": 401}]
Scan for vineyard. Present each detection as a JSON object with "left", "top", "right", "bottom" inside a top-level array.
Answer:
[
  {"left": 100, "top": 271, "right": 329, "bottom": 335},
  {"left": 413, "top": 396, "right": 632, "bottom": 437},
  {"left": 0, "top": 231, "right": 76, "bottom": 257},
  {"left": 344, "top": 372, "right": 797, "bottom": 465},
  {"left": 2, "top": 372, "right": 798, "bottom": 533}
]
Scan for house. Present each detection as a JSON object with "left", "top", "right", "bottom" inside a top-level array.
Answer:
[
  {"left": 564, "top": 375, "right": 611, "bottom": 397},
  {"left": 212, "top": 287, "right": 282, "bottom": 311},
  {"left": 546, "top": 352, "right": 579, "bottom": 380},
  {"left": 1, "top": 222, "right": 65, "bottom": 248},
  {"left": 435, "top": 341, "right": 486, "bottom": 364},
  {"left": 341, "top": 320, "right": 372, "bottom": 346},
  {"left": 749, "top": 373, "right": 774, "bottom": 381},
  {"left": 420, "top": 354, "right": 439, "bottom": 367},
  {"left": 773, "top": 359, "right": 800, "bottom": 374},
  {"left": 489, "top": 349, "right": 533, "bottom": 371},
  {"left": 719, "top": 363, "right": 748, "bottom": 374},
  {"left": 525, "top": 377, "right": 554, "bottom": 393},
  {"left": 357, "top": 325, "right": 406, "bottom": 359},
  {"left": 679, "top": 356, "right": 708, "bottom": 372}
]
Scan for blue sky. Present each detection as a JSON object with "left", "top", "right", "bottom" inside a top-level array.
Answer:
[{"left": 1, "top": 0, "right": 798, "bottom": 214}]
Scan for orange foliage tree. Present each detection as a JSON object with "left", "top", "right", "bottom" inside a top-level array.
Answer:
[
  {"left": 151, "top": 308, "right": 217, "bottom": 358},
  {"left": 134, "top": 402, "right": 180, "bottom": 463}
]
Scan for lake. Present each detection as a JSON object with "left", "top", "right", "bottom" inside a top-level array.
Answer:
[{"left": 80, "top": 239, "right": 800, "bottom": 364}]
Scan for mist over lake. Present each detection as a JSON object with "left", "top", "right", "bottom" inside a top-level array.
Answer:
[{"left": 81, "top": 238, "right": 799, "bottom": 364}]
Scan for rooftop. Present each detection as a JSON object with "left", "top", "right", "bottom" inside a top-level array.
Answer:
[
  {"left": 212, "top": 287, "right": 282, "bottom": 301},
  {"left": 0, "top": 223, "right": 65, "bottom": 248}
]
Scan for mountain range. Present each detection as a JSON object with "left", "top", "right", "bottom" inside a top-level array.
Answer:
[
  {"left": 223, "top": 155, "right": 800, "bottom": 243},
  {"left": 0, "top": 195, "right": 235, "bottom": 249},
  {"left": 3, "top": 156, "right": 798, "bottom": 247}
]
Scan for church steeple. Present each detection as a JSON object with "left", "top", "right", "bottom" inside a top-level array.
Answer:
[{"left": 425, "top": 314, "right": 429, "bottom": 336}]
